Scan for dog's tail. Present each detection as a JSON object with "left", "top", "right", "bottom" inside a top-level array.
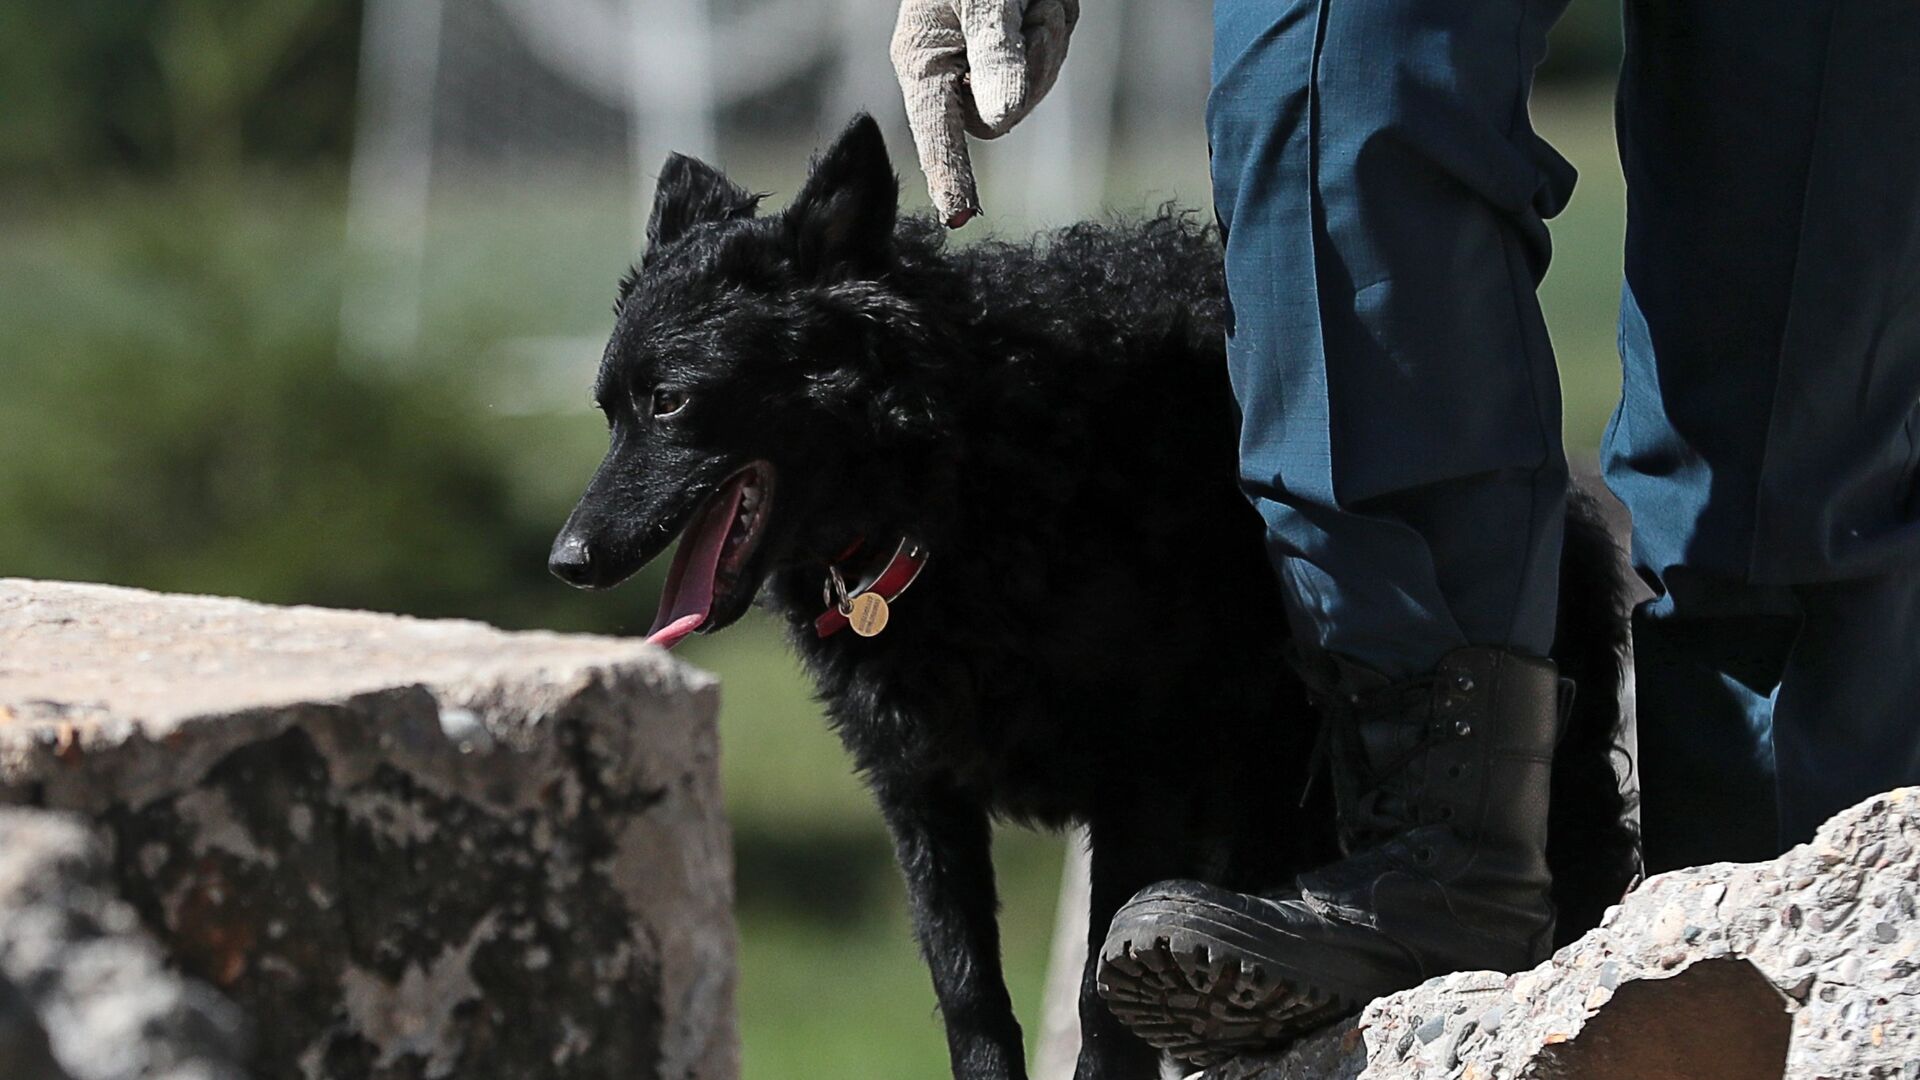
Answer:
[{"left": 1546, "top": 485, "right": 1644, "bottom": 945}]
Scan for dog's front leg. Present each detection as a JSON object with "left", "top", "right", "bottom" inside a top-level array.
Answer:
[
  {"left": 876, "top": 780, "right": 1028, "bottom": 1080},
  {"left": 1075, "top": 816, "right": 1189, "bottom": 1080}
]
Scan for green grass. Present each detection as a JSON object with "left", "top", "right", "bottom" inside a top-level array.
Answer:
[{"left": 0, "top": 86, "right": 1629, "bottom": 1077}]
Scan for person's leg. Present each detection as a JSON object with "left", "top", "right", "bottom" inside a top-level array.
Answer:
[
  {"left": 1211, "top": 0, "right": 1573, "bottom": 679},
  {"left": 1602, "top": 0, "right": 1838, "bottom": 585},
  {"left": 1608, "top": 0, "right": 1920, "bottom": 867},
  {"left": 1631, "top": 574, "right": 1798, "bottom": 873},
  {"left": 1097, "top": 0, "right": 1578, "bottom": 1060}
]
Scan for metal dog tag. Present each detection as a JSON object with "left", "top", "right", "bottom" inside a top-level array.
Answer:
[{"left": 847, "top": 592, "right": 890, "bottom": 637}]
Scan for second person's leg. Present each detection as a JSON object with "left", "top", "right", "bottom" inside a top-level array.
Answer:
[{"left": 1608, "top": 0, "right": 1920, "bottom": 867}]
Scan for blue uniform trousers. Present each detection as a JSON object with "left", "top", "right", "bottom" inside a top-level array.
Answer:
[{"left": 1213, "top": 0, "right": 1920, "bottom": 868}]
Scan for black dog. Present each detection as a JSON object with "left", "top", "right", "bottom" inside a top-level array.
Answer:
[{"left": 550, "top": 115, "right": 1638, "bottom": 1080}]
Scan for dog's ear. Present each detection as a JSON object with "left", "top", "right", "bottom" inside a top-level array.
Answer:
[
  {"left": 646, "top": 153, "right": 761, "bottom": 256},
  {"left": 784, "top": 114, "right": 898, "bottom": 278}
]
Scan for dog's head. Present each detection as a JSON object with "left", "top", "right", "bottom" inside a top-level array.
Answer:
[{"left": 550, "top": 115, "right": 941, "bottom": 646}]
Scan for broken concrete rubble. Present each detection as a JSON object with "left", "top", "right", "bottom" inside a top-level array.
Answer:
[{"left": 0, "top": 579, "right": 736, "bottom": 1080}]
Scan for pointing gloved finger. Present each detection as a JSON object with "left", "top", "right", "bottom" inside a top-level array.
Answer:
[{"left": 892, "top": 0, "right": 982, "bottom": 226}]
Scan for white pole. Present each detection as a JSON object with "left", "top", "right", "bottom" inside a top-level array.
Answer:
[
  {"left": 1032, "top": 831, "right": 1093, "bottom": 1080},
  {"left": 339, "top": 0, "right": 444, "bottom": 368},
  {"left": 629, "top": 0, "right": 720, "bottom": 241}
]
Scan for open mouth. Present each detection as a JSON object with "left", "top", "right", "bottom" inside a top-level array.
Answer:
[{"left": 645, "top": 462, "right": 775, "bottom": 648}]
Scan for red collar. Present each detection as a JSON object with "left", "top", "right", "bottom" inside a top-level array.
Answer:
[{"left": 816, "top": 537, "right": 929, "bottom": 638}]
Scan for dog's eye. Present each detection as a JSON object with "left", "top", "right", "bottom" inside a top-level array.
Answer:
[{"left": 651, "top": 389, "right": 691, "bottom": 418}]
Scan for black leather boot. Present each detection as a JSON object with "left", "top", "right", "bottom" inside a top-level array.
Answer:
[{"left": 1095, "top": 646, "right": 1565, "bottom": 1066}]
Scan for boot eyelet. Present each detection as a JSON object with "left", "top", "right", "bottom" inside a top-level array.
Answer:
[
  {"left": 1451, "top": 671, "right": 1475, "bottom": 693},
  {"left": 1454, "top": 720, "right": 1473, "bottom": 737},
  {"left": 1415, "top": 846, "right": 1435, "bottom": 864}
]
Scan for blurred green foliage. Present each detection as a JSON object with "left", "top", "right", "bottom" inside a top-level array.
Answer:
[
  {"left": 0, "top": 181, "right": 583, "bottom": 628},
  {"left": 0, "top": 0, "right": 360, "bottom": 180}
]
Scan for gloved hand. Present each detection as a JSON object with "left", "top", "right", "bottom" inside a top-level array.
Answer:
[{"left": 889, "top": 0, "right": 1080, "bottom": 227}]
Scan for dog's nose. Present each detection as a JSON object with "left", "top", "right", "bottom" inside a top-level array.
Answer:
[{"left": 548, "top": 534, "right": 596, "bottom": 587}]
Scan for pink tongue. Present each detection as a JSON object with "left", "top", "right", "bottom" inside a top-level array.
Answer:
[{"left": 646, "top": 477, "right": 747, "bottom": 648}]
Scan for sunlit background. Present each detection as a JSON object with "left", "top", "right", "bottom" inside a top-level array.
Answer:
[{"left": 0, "top": 1, "right": 1624, "bottom": 1075}]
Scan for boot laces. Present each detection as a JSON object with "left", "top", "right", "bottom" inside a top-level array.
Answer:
[{"left": 1295, "top": 660, "right": 1454, "bottom": 849}]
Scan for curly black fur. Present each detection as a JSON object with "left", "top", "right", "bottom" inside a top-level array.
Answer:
[{"left": 551, "top": 115, "right": 1639, "bottom": 1080}]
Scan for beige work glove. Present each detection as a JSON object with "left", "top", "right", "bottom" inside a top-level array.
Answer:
[{"left": 890, "top": 0, "right": 1080, "bottom": 227}]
